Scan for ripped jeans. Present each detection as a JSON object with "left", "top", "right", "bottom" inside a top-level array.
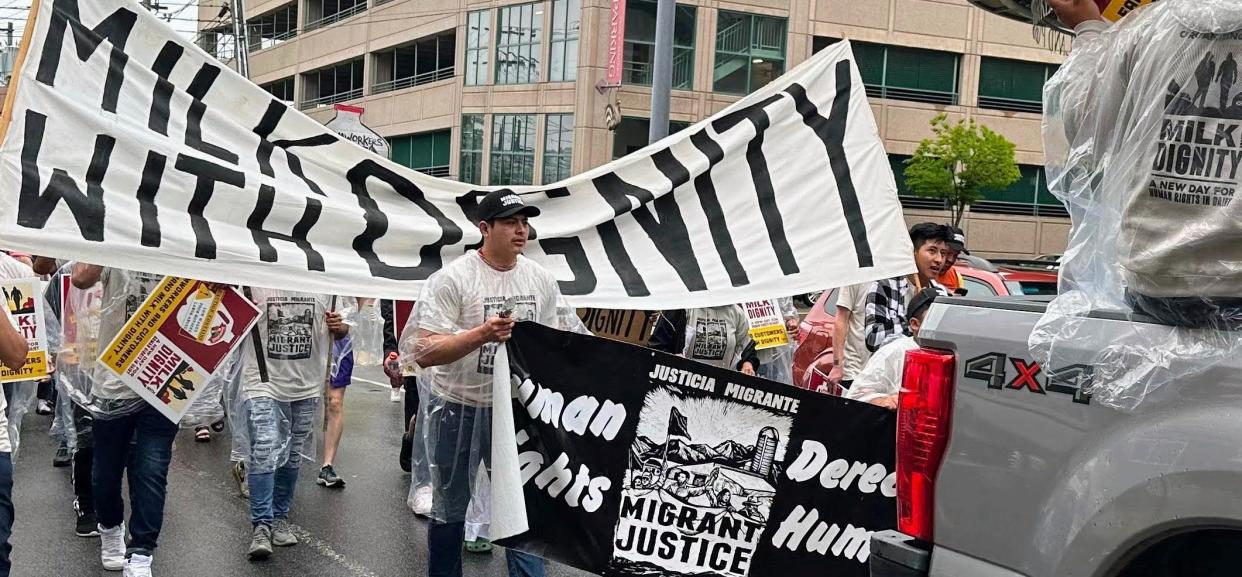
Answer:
[{"left": 245, "top": 397, "right": 318, "bottom": 527}]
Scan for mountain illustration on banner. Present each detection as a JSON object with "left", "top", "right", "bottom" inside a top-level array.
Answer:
[{"left": 628, "top": 435, "right": 786, "bottom": 485}]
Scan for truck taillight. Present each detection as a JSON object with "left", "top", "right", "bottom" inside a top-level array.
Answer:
[{"left": 897, "top": 347, "right": 955, "bottom": 542}]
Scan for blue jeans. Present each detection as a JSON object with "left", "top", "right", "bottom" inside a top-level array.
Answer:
[
  {"left": 0, "top": 452, "right": 12, "bottom": 577},
  {"left": 92, "top": 405, "right": 178, "bottom": 555},
  {"left": 426, "top": 401, "right": 544, "bottom": 577},
  {"left": 246, "top": 397, "right": 318, "bottom": 527}
]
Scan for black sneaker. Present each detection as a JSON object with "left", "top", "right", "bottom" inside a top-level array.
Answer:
[
  {"left": 52, "top": 445, "right": 71, "bottom": 468},
  {"left": 317, "top": 465, "right": 345, "bottom": 488},
  {"left": 399, "top": 434, "right": 413, "bottom": 473},
  {"left": 74, "top": 500, "right": 98, "bottom": 537}
]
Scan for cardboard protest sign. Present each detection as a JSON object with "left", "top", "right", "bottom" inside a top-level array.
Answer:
[
  {"left": 0, "top": 0, "right": 913, "bottom": 307},
  {"left": 577, "top": 309, "right": 654, "bottom": 346},
  {"left": 97, "top": 277, "right": 260, "bottom": 422},
  {"left": 0, "top": 277, "right": 48, "bottom": 382},
  {"left": 742, "top": 300, "right": 789, "bottom": 350},
  {"left": 497, "top": 323, "right": 896, "bottom": 577}
]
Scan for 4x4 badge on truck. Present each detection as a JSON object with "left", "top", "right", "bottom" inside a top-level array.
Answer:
[{"left": 963, "top": 353, "right": 1094, "bottom": 405}]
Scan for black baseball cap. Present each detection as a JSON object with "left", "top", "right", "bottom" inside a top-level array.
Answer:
[
  {"left": 947, "top": 226, "right": 969, "bottom": 255},
  {"left": 477, "top": 190, "right": 541, "bottom": 222},
  {"left": 908, "top": 287, "right": 940, "bottom": 320}
]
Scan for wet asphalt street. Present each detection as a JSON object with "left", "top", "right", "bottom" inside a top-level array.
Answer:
[{"left": 9, "top": 367, "right": 594, "bottom": 577}]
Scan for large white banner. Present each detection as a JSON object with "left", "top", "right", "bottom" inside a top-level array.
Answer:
[{"left": 0, "top": 0, "right": 914, "bottom": 306}]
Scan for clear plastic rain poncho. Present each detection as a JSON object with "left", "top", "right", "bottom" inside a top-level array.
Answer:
[
  {"left": 402, "top": 251, "right": 587, "bottom": 525},
  {"left": 755, "top": 297, "right": 799, "bottom": 385},
  {"left": 226, "top": 289, "right": 333, "bottom": 471},
  {"left": 80, "top": 268, "right": 165, "bottom": 419},
  {"left": 1032, "top": 0, "right": 1242, "bottom": 410},
  {"left": 348, "top": 298, "right": 384, "bottom": 367},
  {"left": 0, "top": 253, "right": 41, "bottom": 455}
]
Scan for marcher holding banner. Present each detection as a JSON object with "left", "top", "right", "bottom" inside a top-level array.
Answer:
[
  {"left": 0, "top": 277, "right": 28, "bottom": 577},
  {"left": 650, "top": 306, "right": 759, "bottom": 375},
  {"left": 71, "top": 265, "right": 174, "bottom": 573},
  {"left": 240, "top": 288, "right": 347, "bottom": 560},
  {"left": 409, "top": 190, "right": 587, "bottom": 577}
]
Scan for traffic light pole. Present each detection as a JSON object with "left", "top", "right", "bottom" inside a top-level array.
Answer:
[
  {"left": 229, "top": 0, "right": 250, "bottom": 79},
  {"left": 647, "top": 0, "right": 675, "bottom": 144}
]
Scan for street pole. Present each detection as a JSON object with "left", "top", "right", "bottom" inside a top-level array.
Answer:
[
  {"left": 229, "top": 0, "right": 250, "bottom": 79},
  {"left": 647, "top": 0, "right": 675, "bottom": 144}
]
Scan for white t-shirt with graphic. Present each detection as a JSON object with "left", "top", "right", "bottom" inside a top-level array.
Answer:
[
  {"left": 416, "top": 251, "right": 579, "bottom": 407},
  {"left": 680, "top": 305, "right": 751, "bottom": 370},
  {"left": 242, "top": 289, "right": 334, "bottom": 402}
]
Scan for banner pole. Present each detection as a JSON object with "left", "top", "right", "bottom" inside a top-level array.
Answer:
[
  {"left": 0, "top": 0, "right": 42, "bottom": 146},
  {"left": 229, "top": 0, "right": 250, "bottom": 79}
]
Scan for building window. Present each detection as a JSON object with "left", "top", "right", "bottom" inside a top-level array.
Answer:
[
  {"left": 260, "top": 77, "right": 295, "bottom": 102},
  {"left": 465, "top": 10, "right": 491, "bottom": 86},
  {"left": 548, "top": 0, "right": 580, "bottom": 82},
  {"left": 542, "top": 114, "right": 573, "bottom": 183},
  {"left": 490, "top": 114, "right": 537, "bottom": 185},
  {"left": 495, "top": 2, "right": 542, "bottom": 85},
  {"left": 305, "top": 0, "right": 367, "bottom": 32},
  {"left": 974, "top": 164, "right": 1067, "bottom": 217},
  {"left": 819, "top": 39, "right": 960, "bottom": 105},
  {"left": 714, "top": 11, "right": 786, "bottom": 95},
  {"left": 460, "top": 115, "right": 485, "bottom": 184},
  {"left": 248, "top": 4, "right": 298, "bottom": 51},
  {"left": 623, "top": 1, "right": 695, "bottom": 89},
  {"left": 612, "top": 116, "right": 691, "bottom": 159},
  {"left": 889, "top": 154, "right": 947, "bottom": 210},
  {"left": 300, "top": 59, "right": 364, "bottom": 110},
  {"left": 200, "top": 27, "right": 236, "bottom": 61},
  {"left": 373, "top": 31, "right": 456, "bottom": 94},
  {"left": 391, "top": 130, "right": 452, "bottom": 178},
  {"left": 978, "top": 57, "right": 1059, "bottom": 113}
]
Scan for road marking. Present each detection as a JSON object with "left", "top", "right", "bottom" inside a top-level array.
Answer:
[
  {"left": 290, "top": 524, "right": 384, "bottom": 577},
  {"left": 352, "top": 376, "right": 394, "bottom": 391}
]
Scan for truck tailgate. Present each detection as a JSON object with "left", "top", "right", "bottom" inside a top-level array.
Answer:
[{"left": 915, "top": 297, "right": 1242, "bottom": 577}]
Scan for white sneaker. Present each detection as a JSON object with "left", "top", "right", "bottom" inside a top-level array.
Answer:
[
  {"left": 390, "top": 388, "right": 402, "bottom": 402},
  {"left": 99, "top": 523, "right": 126, "bottom": 571},
  {"left": 123, "top": 553, "right": 153, "bottom": 577}
]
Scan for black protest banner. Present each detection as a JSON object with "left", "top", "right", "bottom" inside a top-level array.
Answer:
[{"left": 500, "top": 322, "right": 896, "bottom": 577}]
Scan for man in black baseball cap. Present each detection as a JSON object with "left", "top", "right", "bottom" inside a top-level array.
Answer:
[
  {"left": 475, "top": 190, "right": 541, "bottom": 223},
  {"left": 411, "top": 185, "right": 581, "bottom": 577},
  {"left": 947, "top": 226, "right": 969, "bottom": 255},
  {"left": 938, "top": 226, "right": 969, "bottom": 295}
]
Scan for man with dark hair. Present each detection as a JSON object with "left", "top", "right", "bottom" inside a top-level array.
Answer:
[
  {"left": 864, "top": 223, "right": 951, "bottom": 353},
  {"left": 413, "top": 190, "right": 587, "bottom": 577}
]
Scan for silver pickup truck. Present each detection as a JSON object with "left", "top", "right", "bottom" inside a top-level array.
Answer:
[{"left": 869, "top": 296, "right": 1242, "bottom": 577}]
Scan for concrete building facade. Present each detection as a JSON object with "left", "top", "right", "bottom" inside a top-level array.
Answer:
[{"left": 198, "top": 0, "right": 1071, "bottom": 259}]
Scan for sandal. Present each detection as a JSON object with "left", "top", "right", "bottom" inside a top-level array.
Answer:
[
  {"left": 464, "top": 538, "right": 493, "bottom": 554},
  {"left": 194, "top": 427, "right": 211, "bottom": 443}
]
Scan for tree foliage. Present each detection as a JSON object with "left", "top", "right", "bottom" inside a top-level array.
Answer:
[{"left": 903, "top": 114, "right": 1021, "bottom": 227}]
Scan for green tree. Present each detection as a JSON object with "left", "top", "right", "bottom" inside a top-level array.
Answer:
[{"left": 903, "top": 114, "right": 1021, "bottom": 227}]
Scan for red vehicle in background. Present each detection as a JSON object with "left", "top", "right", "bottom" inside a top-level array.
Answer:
[{"left": 791, "top": 256, "right": 1058, "bottom": 391}]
